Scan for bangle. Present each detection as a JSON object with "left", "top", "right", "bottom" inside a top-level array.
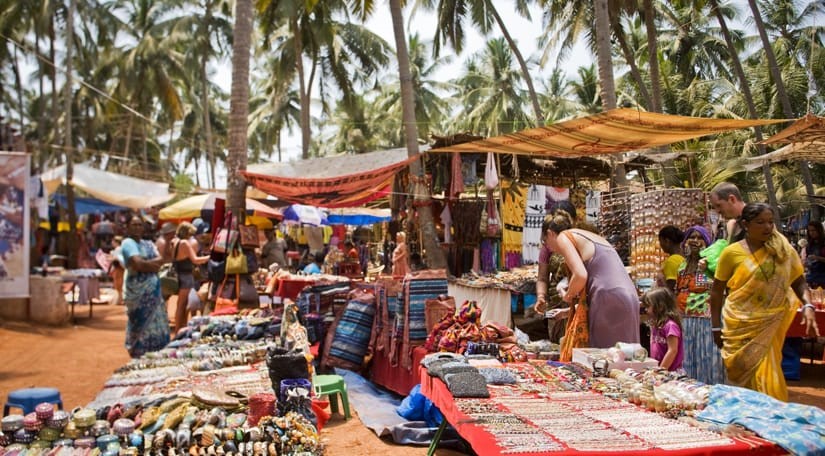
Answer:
[
  {"left": 802, "top": 303, "right": 816, "bottom": 311},
  {"left": 711, "top": 327, "right": 722, "bottom": 332}
]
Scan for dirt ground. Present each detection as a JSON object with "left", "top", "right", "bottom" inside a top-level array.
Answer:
[{"left": 0, "top": 298, "right": 822, "bottom": 455}]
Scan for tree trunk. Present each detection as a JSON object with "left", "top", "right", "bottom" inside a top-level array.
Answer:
[
  {"left": 747, "top": 0, "right": 818, "bottom": 220},
  {"left": 64, "top": 0, "right": 79, "bottom": 269},
  {"left": 389, "top": 0, "right": 446, "bottom": 270},
  {"left": 202, "top": 0, "right": 216, "bottom": 191},
  {"left": 36, "top": 32, "right": 47, "bottom": 171},
  {"left": 227, "top": 0, "right": 252, "bottom": 219},
  {"left": 594, "top": 0, "right": 627, "bottom": 188},
  {"left": 710, "top": 0, "right": 779, "bottom": 223},
  {"left": 293, "top": 16, "right": 311, "bottom": 159},
  {"left": 612, "top": 22, "right": 651, "bottom": 108},
  {"left": 12, "top": 46, "right": 24, "bottom": 129},
  {"left": 124, "top": 112, "right": 134, "bottom": 162},
  {"left": 489, "top": 4, "right": 543, "bottom": 125},
  {"left": 642, "top": 0, "right": 678, "bottom": 187},
  {"left": 166, "top": 121, "right": 176, "bottom": 173}
]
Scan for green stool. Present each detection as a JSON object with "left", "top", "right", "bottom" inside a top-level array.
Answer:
[{"left": 313, "top": 375, "right": 351, "bottom": 420}]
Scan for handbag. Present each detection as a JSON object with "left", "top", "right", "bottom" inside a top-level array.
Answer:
[
  {"left": 238, "top": 276, "right": 259, "bottom": 303},
  {"left": 266, "top": 346, "right": 310, "bottom": 394},
  {"left": 486, "top": 190, "right": 501, "bottom": 237},
  {"left": 211, "top": 213, "right": 237, "bottom": 254},
  {"left": 159, "top": 263, "right": 179, "bottom": 298},
  {"left": 211, "top": 276, "right": 239, "bottom": 316},
  {"left": 225, "top": 247, "right": 248, "bottom": 275},
  {"left": 239, "top": 224, "right": 259, "bottom": 249},
  {"left": 207, "top": 259, "right": 226, "bottom": 283}
]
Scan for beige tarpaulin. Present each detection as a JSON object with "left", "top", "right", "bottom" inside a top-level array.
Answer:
[
  {"left": 429, "top": 108, "right": 788, "bottom": 157},
  {"left": 750, "top": 113, "right": 825, "bottom": 164},
  {"left": 41, "top": 163, "right": 174, "bottom": 209}
]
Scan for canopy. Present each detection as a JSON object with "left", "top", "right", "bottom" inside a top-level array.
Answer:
[
  {"left": 327, "top": 207, "right": 391, "bottom": 225},
  {"left": 158, "top": 193, "right": 283, "bottom": 220},
  {"left": 282, "top": 204, "right": 327, "bottom": 226},
  {"left": 750, "top": 114, "right": 825, "bottom": 164},
  {"left": 41, "top": 163, "right": 175, "bottom": 209},
  {"left": 242, "top": 147, "right": 422, "bottom": 208},
  {"left": 429, "top": 108, "right": 788, "bottom": 157},
  {"left": 51, "top": 194, "right": 127, "bottom": 216}
]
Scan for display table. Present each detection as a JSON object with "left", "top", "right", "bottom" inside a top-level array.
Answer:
[
  {"left": 785, "top": 309, "right": 825, "bottom": 338},
  {"left": 369, "top": 346, "right": 427, "bottom": 396},
  {"left": 448, "top": 282, "right": 512, "bottom": 327},
  {"left": 419, "top": 365, "right": 783, "bottom": 456}
]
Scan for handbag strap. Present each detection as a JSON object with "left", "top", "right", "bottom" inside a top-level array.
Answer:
[{"left": 216, "top": 274, "right": 229, "bottom": 298}]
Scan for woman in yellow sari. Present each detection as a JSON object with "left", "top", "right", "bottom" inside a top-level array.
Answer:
[{"left": 709, "top": 203, "right": 819, "bottom": 400}]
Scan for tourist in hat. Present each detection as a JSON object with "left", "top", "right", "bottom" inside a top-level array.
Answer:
[{"left": 155, "top": 221, "right": 178, "bottom": 263}]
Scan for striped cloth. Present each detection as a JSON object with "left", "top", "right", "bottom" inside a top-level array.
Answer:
[
  {"left": 325, "top": 292, "right": 376, "bottom": 372},
  {"left": 399, "top": 271, "right": 449, "bottom": 369}
]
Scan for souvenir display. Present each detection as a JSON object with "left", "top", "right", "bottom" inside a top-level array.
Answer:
[
  {"left": 598, "top": 188, "right": 631, "bottom": 262},
  {"left": 630, "top": 188, "right": 707, "bottom": 280}
]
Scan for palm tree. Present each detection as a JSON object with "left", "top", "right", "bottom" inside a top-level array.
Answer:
[
  {"left": 227, "top": 0, "right": 253, "bottom": 217},
  {"left": 389, "top": 0, "right": 446, "bottom": 269},
  {"left": 110, "top": 0, "right": 187, "bottom": 171},
  {"left": 65, "top": 0, "right": 79, "bottom": 268},
  {"left": 420, "top": 0, "right": 544, "bottom": 124},
  {"left": 747, "top": 0, "right": 817, "bottom": 218},
  {"left": 708, "top": 0, "right": 779, "bottom": 218},
  {"left": 257, "top": 0, "right": 392, "bottom": 158},
  {"left": 452, "top": 38, "right": 532, "bottom": 136}
]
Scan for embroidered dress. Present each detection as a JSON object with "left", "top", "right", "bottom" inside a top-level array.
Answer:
[
  {"left": 715, "top": 235, "right": 804, "bottom": 400},
  {"left": 122, "top": 238, "right": 169, "bottom": 358},
  {"left": 522, "top": 184, "right": 546, "bottom": 263},
  {"left": 501, "top": 180, "right": 526, "bottom": 269},
  {"left": 676, "top": 263, "right": 727, "bottom": 384}
]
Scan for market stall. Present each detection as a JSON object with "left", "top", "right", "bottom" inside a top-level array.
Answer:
[{"left": 419, "top": 364, "right": 784, "bottom": 456}]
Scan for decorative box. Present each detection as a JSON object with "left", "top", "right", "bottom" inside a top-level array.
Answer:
[
  {"left": 46, "top": 410, "right": 70, "bottom": 429},
  {"left": 572, "top": 348, "right": 659, "bottom": 372},
  {"left": 1, "top": 415, "right": 23, "bottom": 432},
  {"left": 34, "top": 403, "right": 55, "bottom": 420},
  {"left": 72, "top": 408, "right": 97, "bottom": 428},
  {"left": 23, "top": 412, "right": 43, "bottom": 432}
]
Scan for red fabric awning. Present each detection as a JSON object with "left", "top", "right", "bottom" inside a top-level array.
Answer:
[{"left": 242, "top": 148, "right": 420, "bottom": 208}]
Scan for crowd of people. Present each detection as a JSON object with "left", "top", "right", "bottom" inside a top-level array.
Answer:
[{"left": 532, "top": 182, "right": 820, "bottom": 401}]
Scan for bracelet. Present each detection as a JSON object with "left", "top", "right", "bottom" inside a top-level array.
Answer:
[
  {"left": 711, "top": 327, "right": 722, "bottom": 332},
  {"left": 802, "top": 303, "right": 816, "bottom": 311}
]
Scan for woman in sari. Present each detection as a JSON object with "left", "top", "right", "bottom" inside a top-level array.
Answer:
[
  {"left": 676, "top": 225, "right": 726, "bottom": 385},
  {"left": 710, "top": 203, "right": 819, "bottom": 400},
  {"left": 122, "top": 216, "right": 170, "bottom": 358}
]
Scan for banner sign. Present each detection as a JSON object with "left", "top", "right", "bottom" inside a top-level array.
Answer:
[{"left": 0, "top": 152, "right": 30, "bottom": 298}]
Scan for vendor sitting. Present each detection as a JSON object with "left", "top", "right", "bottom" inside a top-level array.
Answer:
[{"left": 303, "top": 252, "right": 324, "bottom": 275}]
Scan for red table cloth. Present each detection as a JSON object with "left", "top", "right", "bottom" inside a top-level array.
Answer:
[{"left": 420, "top": 365, "right": 784, "bottom": 456}]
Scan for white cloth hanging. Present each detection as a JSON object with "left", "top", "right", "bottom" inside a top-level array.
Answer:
[
  {"left": 484, "top": 152, "right": 499, "bottom": 190},
  {"left": 441, "top": 204, "right": 453, "bottom": 244},
  {"left": 522, "top": 184, "right": 546, "bottom": 264},
  {"left": 586, "top": 190, "right": 601, "bottom": 226}
]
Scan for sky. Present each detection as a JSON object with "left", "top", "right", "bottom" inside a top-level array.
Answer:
[{"left": 208, "top": 2, "right": 592, "bottom": 181}]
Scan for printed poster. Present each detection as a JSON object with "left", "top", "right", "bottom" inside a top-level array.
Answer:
[{"left": 0, "top": 152, "right": 30, "bottom": 298}]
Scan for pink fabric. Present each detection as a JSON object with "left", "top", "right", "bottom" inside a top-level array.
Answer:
[{"left": 450, "top": 153, "right": 465, "bottom": 198}]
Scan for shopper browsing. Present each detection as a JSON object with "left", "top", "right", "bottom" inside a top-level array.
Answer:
[{"left": 643, "top": 287, "right": 684, "bottom": 372}]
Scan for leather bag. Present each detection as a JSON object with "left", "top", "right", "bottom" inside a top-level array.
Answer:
[
  {"left": 211, "top": 276, "right": 239, "bottom": 316},
  {"left": 239, "top": 224, "right": 259, "bottom": 249},
  {"left": 225, "top": 248, "right": 248, "bottom": 275}
]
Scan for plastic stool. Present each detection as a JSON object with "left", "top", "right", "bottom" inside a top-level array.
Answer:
[
  {"left": 312, "top": 375, "right": 350, "bottom": 420},
  {"left": 4, "top": 388, "right": 63, "bottom": 416}
]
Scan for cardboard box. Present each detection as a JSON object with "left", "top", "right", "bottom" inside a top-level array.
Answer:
[{"left": 572, "top": 348, "right": 659, "bottom": 371}]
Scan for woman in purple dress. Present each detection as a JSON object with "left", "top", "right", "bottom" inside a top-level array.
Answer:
[{"left": 543, "top": 211, "right": 640, "bottom": 348}]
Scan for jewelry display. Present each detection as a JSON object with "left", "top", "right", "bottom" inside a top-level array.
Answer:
[{"left": 629, "top": 189, "right": 707, "bottom": 280}]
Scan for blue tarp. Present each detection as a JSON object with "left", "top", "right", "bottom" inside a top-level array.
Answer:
[
  {"left": 327, "top": 214, "right": 391, "bottom": 225},
  {"left": 51, "top": 194, "right": 127, "bottom": 215}
]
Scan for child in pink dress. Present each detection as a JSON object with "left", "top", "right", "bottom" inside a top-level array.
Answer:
[{"left": 644, "top": 287, "right": 684, "bottom": 371}]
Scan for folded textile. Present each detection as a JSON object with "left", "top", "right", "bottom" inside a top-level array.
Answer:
[
  {"left": 436, "top": 362, "right": 478, "bottom": 381},
  {"left": 477, "top": 367, "right": 518, "bottom": 385},
  {"left": 421, "top": 352, "right": 465, "bottom": 369},
  {"left": 444, "top": 372, "right": 490, "bottom": 398},
  {"left": 427, "top": 358, "right": 463, "bottom": 377}
]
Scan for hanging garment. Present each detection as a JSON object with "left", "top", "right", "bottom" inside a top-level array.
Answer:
[
  {"left": 484, "top": 152, "right": 499, "bottom": 190},
  {"left": 586, "top": 190, "right": 601, "bottom": 226},
  {"left": 461, "top": 156, "right": 479, "bottom": 187},
  {"left": 545, "top": 187, "right": 570, "bottom": 209},
  {"left": 441, "top": 204, "right": 453, "bottom": 244},
  {"left": 522, "top": 184, "right": 546, "bottom": 264},
  {"left": 450, "top": 153, "right": 465, "bottom": 199},
  {"left": 501, "top": 179, "right": 526, "bottom": 269}
]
